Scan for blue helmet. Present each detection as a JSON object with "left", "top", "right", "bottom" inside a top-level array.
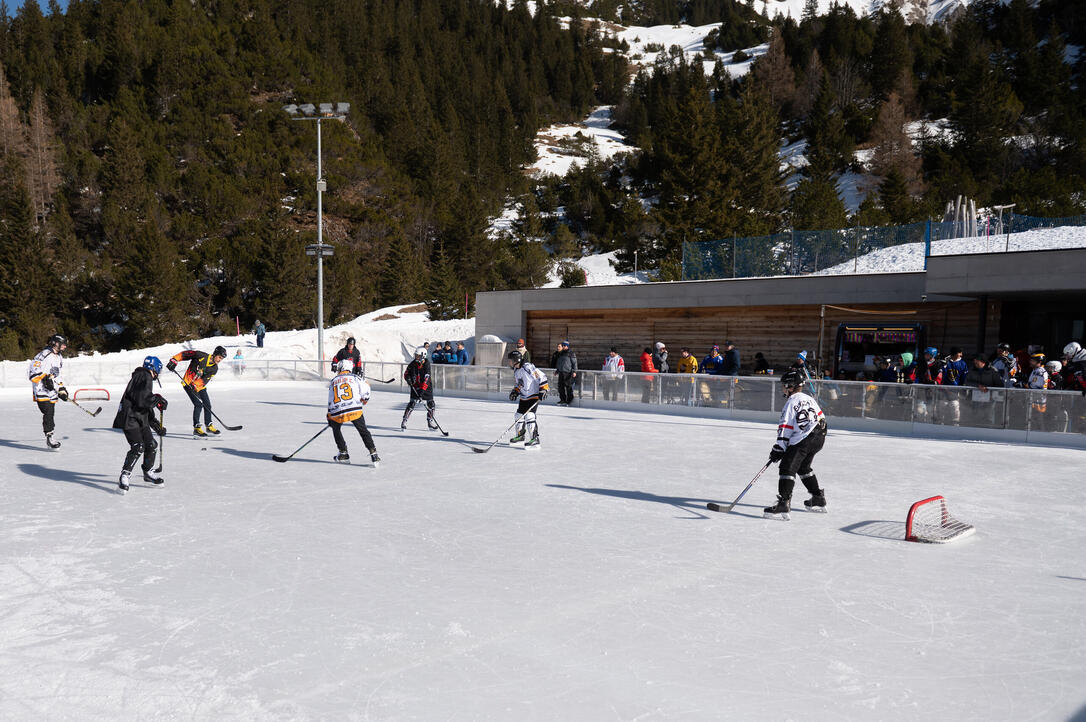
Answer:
[
  {"left": 924, "top": 346, "right": 938, "bottom": 358},
  {"left": 143, "top": 355, "right": 163, "bottom": 374}
]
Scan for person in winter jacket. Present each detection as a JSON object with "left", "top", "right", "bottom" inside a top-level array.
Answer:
[
  {"left": 514, "top": 338, "right": 531, "bottom": 365},
  {"left": 752, "top": 352, "right": 769, "bottom": 374},
  {"left": 1046, "top": 360, "right": 1064, "bottom": 390},
  {"left": 1062, "top": 342, "right": 1086, "bottom": 393},
  {"left": 402, "top": 347, "right": 438, "bottom": 431},
  {"left": 676, "top": 348, "right": 699, "bottom": 374},
  {"left": 652, "top": 342, "right": 669, "bottom": 374},
  {"left": 917, "top": 347, "right": 944, "bottom": 385},
  {"left": 549, "top": 340, "right": 578, "bottom": 406},
  {"left": 601, "top": 348, "right": 624, "bottom": 401},
  {"left": 701, "top": 345, "right": 725, "bottom": 375},
  {"left": 640, "top": 347, "right": 658, "bottom": 403},
  {"left": 112, "top": 356, "right": 168, "bottom": 493},
  {"left": 455, "top": 341, "right": 469, "bottom": 365},
  {"left": 941, "top": 347, "right": 969, "bottom": 386},
  {"left": 721, "top": 341, "right": 741, "bottom": 376},
  {"left": 167, "top": 346, "right": 226, "bottom": 436},
  {"left": 331, "top": 337, "right": 362, "bottom": 375},
  {"left": 898, "top": 352, "right": 917, "bottom": 384},
  {"left": 991, "top": 343, "right": 1019, "bottom": 387},
  {"left": 964, "top": 355, "right": 1003, "bottom": 390}
]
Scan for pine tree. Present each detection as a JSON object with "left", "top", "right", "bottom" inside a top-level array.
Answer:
[
  {"left": 868, "top": 92, "right": 923, "bottom": 194},
  {"left": 751, "top": 31, "right": 795, "bottom": 117},
  {"left": 26, "top": 87, "right": 59, "bottom": 222},
  {"left": 426, "top": 243, "right": 463, "bottom": 320}
]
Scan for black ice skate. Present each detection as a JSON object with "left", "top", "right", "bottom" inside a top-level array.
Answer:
[
  {"left": 524, "top": 434, "right": 541, "bottom": 449},
  {"left": 143, "top": 469, "right": 165, "bottom": 486},
  {"left": 803, "top": 490, "right": 827, "bottom": 512},
  {"left": 370, "top": 452, "right": 381, "bottom": 468},
  {"left": 764, "top": 495, "right": 791, "bottom": 519},
  {"left": 45, "top": 432, "right": 60, "bottom": 449},
  {"left": 118, "top": 471, "right": 130, "bottom": 494},
  {"left": 509, "top": 430, "right": 526, "bottom": 444},
  {"left": 334, "top": 450, "right": 350, "bottom": 463}
]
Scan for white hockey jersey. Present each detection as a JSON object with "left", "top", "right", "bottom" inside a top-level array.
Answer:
[
  {"left": 28, "top": 348, "right": 64, "bottom": 403},
  {"left": 513, "top": 362, "right": 549, "bottom": 400},
  {"left": 1027, "top": 367, "right": 1048, "bottom": 390},
  {"left": 327, "top": 372, "right": 371, "bottom": 422},
  {"left": 776, "top": 391, "right": 825, "bottom": 449}
]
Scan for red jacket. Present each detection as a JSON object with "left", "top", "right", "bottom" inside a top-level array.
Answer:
[{"left": 640, "top": 351, "right": 657, "bottom": 373}]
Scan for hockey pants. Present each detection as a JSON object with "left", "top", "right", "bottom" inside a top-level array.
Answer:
[
  {"left": 122, "top": 424, "right": 157, "bottom": 473},
  {"left": 403, "top": 391, "right": 436, "bottom": 428},
  {"left": 37, "top": 400, "right": 56, "bottom": 434},
  {"left": 777, "top": 421, "right": 826, "bottom": 499},
  {"left": 330, "top": 416, "right": 376, "bottom": 454},
  {"left": 515, "top": 397, "right": 540, "bottom": 439},
  {"left": 184, "top": 385, "right": 213, "bottom": 426}
]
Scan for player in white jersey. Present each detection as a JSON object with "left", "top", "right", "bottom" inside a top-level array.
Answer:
[
  {"left": 507, "top": 350, "right": 549, "bottom": 447},
  {"left": 28, "top": 334, "right": 68, "bottom": 449},
  {"left": 765, "top": 369, "right": 828, "bottom": 517},
  {"left": 327, "top": 359, "right": 380, "bottom": 466}
]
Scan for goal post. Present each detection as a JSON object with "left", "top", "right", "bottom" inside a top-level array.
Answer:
[
  {"left": 73, "top": 388, "right": 110, "bottom": 402},
  {"left": 905, "top": 495, "right": 975, "bottom": 543}
]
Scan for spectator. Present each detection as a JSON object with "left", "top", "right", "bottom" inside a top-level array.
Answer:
[
  {"left": 652, "top": 342, "right": 669, "bottom": 374},
  {"left": 252, "top": 319, "right": 266, "bottom": 348},
  {"left": 1027, "top": 354, "right": 1052, "bottom": 430},
  {"left": 431, "top": 343, "right": 445, "bottom": 365},
  {"left": 1061, "top": 342, "right": 1086, "bottom": 393},
  {"left": 640, "top": 346, "right": 658, "bottom": 403},
  {"left": 601, "top": 347, "right": 624, "bottom": 401},
  {"left": 991, "top": 343, "right": 1019, "bottom": 387},
  {"left": 232, "top": 349, "right": 246, "bottom": 376},
  {"left": 789, "top": 350, "right": 813, "bottom": 382},
  {"left": 515, "top": 338, "right": 531, "bottom": 364},
  {"left": 455, "top": 341, "right": 469, "bottom": 365},
  {"left": 443, "top": 341, "right": 454, "bottom": 362},
  {"left": 1045, "top": 360, "right": 1063, "bottom": 390},
  {"left": 873, "top": 357, "right": 897, "bottom": 383},
  {"left": 1026, "top": 353, "right": 1048, "bottom": 390},
  {"left": 942, "top": 347, "right": 968, "bottom": 386},
  {"left": 676, "top": 347, "right": 699, "bottom": 405},
  {"left": 898, "top": 352, "right": 917, "bottom": 384},
  {"left": 964, "top": 354, "right": 1002, "bottom": 391},
  {"left": 721, "top": 341, "right": 741, "bottom": 375},
  {"left": 753, "top": 352, "right": 769, "bottom": 374},
  {"left": 917, "top": 347, "right": 943, "bottom": 385},
  {"left": 550, "top": 340, "right": 578, "bottom": 406},
  {"left": 332, "top": 337, "right": 362, "bottom": 375},
  {"left": 701, "top": 345, "right": 725, "bottom": 375}
]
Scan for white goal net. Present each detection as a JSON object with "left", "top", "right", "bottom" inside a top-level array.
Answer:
[{"left": 905, "top": 495, "right": 975, "bottom": 543}]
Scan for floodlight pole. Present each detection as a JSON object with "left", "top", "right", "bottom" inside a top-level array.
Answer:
[{"left": 284, "top": 102, "right": 349, "bottom": 375}]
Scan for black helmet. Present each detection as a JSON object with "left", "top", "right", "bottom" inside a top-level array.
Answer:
[
  {"left": 213, "top": 345, "right": 227, "bottom": 358},
  {"left": 997, "top": 342, "right": 1011, "bottom": 352},
  {"left": 48, "top": 334, "right": 67, "bottom": 347},
  {"left": 780, "top": 369, "right": 805, "bottom": 388},
  {"left": 346, "top": 337, "right": 356, "bottom": 346},
  {"left": 507, "top": 349, "right": 523, "bottom": 365}
]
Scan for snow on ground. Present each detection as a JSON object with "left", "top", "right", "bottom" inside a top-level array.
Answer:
[
  {"left": 813, "top": 224, "right": 1086, "bottom": 275},
  {"left": 0, "top": 304, "right": 474, "bottom": 388},
  {"left": 542, "top": 250, "right": 652, "bottom": 287},
  {"left": 766, "top": 0, "right": 970, "bottom": 23},
  {"left": 609, "top": 22, "right": 766, "bottom": 78},
  {"left": 1, "top": 382, "right": 1084, "bottom": 718},
  {"left": 527, "top": 106, "right": 637, "bottom": 178},
  {"left": 781, "top": 138, "right": 873, "bottom": 214}
]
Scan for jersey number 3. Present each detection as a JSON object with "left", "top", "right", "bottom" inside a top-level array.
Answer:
[{"left": 333, "top": 382, "right": 354, "bottom": 403}]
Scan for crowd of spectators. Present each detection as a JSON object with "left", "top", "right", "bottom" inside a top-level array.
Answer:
[{"left": 427, "top": 340, "right": 470, "bottom": 365}]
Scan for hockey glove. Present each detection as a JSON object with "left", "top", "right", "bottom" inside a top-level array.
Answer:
[
  {"left": 166, "top": 359, "right": 178, "bottom": 372},
  {"left": 153, "top": 394, "right": 168, "bottom": 411},
  {"left": 768, "top": 444, "right": 786, "bottom": 463},
  {"left": 42, "top": 376, "right": 55, "bottom": 391},
  {"left": 56, "top": 386, "right": 69, "bottom": 401},
  {"left": 152, "top": 419, "right": 166, "bottom": 436},
  {"left": 508, "top": 388, "right": 519, "bottom": 401},
  {"left": 539, "top": 386, "right": 548, "bottom": 400}
]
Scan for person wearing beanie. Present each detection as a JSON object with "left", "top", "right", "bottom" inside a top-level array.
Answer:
[
  {"left": 515, "top": 338, "right": 531, "bottom": 364},
  {"left": 721, "top": 340, "right": 740, "bottom": 376},
  {"left": 549, "top": 340, "right": 578, "bottom": 406},
  {"left": 788, "top": 350, "right": 813, "bottom": 384},
  {"left": 652, "top": 342, "right": 669, "bottom": 374},
  {"left": 899, "top": 352, "right": 917, "bottom": 384}
]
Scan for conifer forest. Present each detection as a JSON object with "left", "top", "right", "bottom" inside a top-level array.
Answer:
[{"left": 0, "top": 0, "right": 1083, "bottom": 358}]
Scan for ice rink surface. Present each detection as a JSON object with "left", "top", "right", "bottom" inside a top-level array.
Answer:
[{"left": 2, "top": 382, "right": 1085, "bottom": 720}]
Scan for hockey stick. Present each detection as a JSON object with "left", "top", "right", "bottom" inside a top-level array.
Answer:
[
  {"left": 427, "top": 410, "right": 450, "bottom": 437},
  {"left": 154, "top": 408, "right": 165, "bottom": 473},
  {"left": 369, "top": 377, "right": 398, "bottom": 384},
  {"left": 65, "top": 397, "right": 102, "bottom": 417},
  {"left": 471, "top": 400, "right": 539, "bottom": 454},
  {"left": 170, "top": 367, "right": 243, "bottom": 430},
  {"left": 707, "top": 461, "right": 773, "bottom": 513},
  {"left": 272, "top": 424, "right": 331, "bottom": 462}
]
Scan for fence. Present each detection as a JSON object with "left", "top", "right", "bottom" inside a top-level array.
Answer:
[
  {"left": 681, "top": 211, "right": 1086, "bottom": 280},
  {"left": 3, "top": 359, "right": 1082, "bottom": 447}
]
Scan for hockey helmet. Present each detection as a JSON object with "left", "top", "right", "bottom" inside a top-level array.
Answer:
[
  {"left": 346, "top": 337, "right": 356, "bottom": 347},
  {"left": 335, "top": 358, "right": 354, "bottom": 373},
  {"left": 1064, "top": 342, "right": 1083, "bottom": 361},
  {"left": 507, "top": 349, "right": 523, "bottom": 366},
  {"left": 924, "top": 346, "right": 938, "bottom": 358},
  {"left": 1046, "top": 360, "right": 1062, "bottom": 374},
  {"left": 996, "top": 342, "right": 1011, "bottom": 353},
  {"left": 1029, "top": 352, "right": 1045, "bottom": 365},
  {"left": 142, "top": 356, "right": 163, "bottom": 375},
  {"left": 48, "top": 334, "right": 67, "bottom": 348},
  {"left": 780, "top": 369, "right": 806, "bottom": 391},
  {"left": 212, "top": 345, "right": 227, "bottom": 359},
  {"left": 414, "top": 347, "right": 427, "bottom": 359}
]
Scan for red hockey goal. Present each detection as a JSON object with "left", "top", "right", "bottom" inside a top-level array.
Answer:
[
  {"left": 905, "top": 495, "right": 975, "bottom": 543},
  {"left": 73, "top": 388, "right": 110, "bottom": 402}
]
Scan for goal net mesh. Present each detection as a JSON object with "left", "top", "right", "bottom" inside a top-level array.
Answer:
[
  {"left": 73, "top": 388, "right": 110, "bottom": 402},
  {"left": 905, "top": 495, "right": 975, "bottom": 543}
]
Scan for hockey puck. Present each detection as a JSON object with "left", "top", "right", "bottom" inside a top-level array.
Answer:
[{"left": 201, "top": 447, "right": 207, "bottom": 451}]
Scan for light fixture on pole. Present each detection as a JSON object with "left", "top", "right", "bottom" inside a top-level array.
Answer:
[{"left": 283, "top": 101, "right": 350, "bottom": 374}]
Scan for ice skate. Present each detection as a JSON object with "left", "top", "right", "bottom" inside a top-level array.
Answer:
[
  {"left": 370, "top": 452, "right": 381, "bottom": 468},
  {"left": 334, "top": 450, "right": 350, "bottom": 464},
  {"left": 143, "top": 469, "right": 165, "bottom": 486},
  {"left": 193, "top": 425, "right": 207, "bottom": 437},
  {"left": 509, "top": 429, "right": 526, "bottom": 444},
  {"left": 206, "top": 423, "right": 220, "bottom": 435},
  {"left": 118, "top": 471, "right": 130, "bottom": 494},
  {"left": 803, "top": 490, "right": 827, "bottom": 512},
  {"left": 764, "top": 495, "right": 791, "bottom": 520},
  {"left": 399, "top": 420, "right": 407, "bottom": 431},
  {"left": 45, "top": 432, "right": 60, "bottom": 449},
  {"left": 524, "top": 435, "right": 541, "bottom": 449}
]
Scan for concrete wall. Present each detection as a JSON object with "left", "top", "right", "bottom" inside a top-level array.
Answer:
[{"left": 926, "top": 248, "right": 1086, "bottom": 295}]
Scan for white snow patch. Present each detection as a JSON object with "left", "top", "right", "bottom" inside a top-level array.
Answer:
[
  {"left": 542, "top": 250, "right": 651, "bottom": 287},
  {"left": 527, "top": 106, "right": 637, "bottom": 179}
]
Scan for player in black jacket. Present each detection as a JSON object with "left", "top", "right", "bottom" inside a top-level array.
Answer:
[
  {"left": 331, "top": 337, "right": 362, "bottom": 375},
  {"left": 401, "top": 347, "right": 438, "bottom": 431},
  {"left": 112, "top": 356, "right": 168, "bottom": 493},
  {"left": 167, "top": 346, "right": 226, "bottom": 436}
]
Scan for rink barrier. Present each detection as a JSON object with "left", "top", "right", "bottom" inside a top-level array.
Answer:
[{"left": 1, "top": 358, "right": 1083, "bottom": 449}]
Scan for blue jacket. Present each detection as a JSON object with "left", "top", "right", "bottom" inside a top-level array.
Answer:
[
  {"left": 942, "top": 357, "right": 969, "bottom": 386},
  {"left": 701, "top": 354, "right": 726, "bottom": 375},
  {"left": 455, "top": 348, "right": 469, "bottom": 365}
]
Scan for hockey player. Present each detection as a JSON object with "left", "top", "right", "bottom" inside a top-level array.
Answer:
[
  {"left": 327, "top": 359, "right": 380, "bottom": 466},
  {"left": 112, "top": 356, "right": 168, "bottom": 493},
  {"left": 28, "top": 334, "right": 68, "bottom": 449},
  {"left": 507, "top": 349, "right": 549, "bottom": 447},
  {"left": 764, "top": 369, "right": 828, "bottom": 518},
  {"left": 1062, "top": 342, "right": 1086, "bottom": 393},
  {"left": 401, "top": 347, "right": 438, "bottom": 431},
  {"left": 331, "top": 337, "right": 362, "bottom": 376},
  {"left": 167, "top": 346, "right": 227, "bottom": 436}
]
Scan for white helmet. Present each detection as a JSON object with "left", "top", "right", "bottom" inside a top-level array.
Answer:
[
  {"left": 1046, "top": 360, "right": 1062, "bottom": 374},
  {"left": 335, "top": 358, "right": 354, "bottom": 373},
  {"left": 1064, "top": 342, "right": 1084, "bottom": 362},
  {"left": 414, "top": 347, "right": 427, "bottom": 359}
]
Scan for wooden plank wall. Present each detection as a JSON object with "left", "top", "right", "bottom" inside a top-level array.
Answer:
[{"left": 526, "top": 300, "right": 1000, "bottom": 372}]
